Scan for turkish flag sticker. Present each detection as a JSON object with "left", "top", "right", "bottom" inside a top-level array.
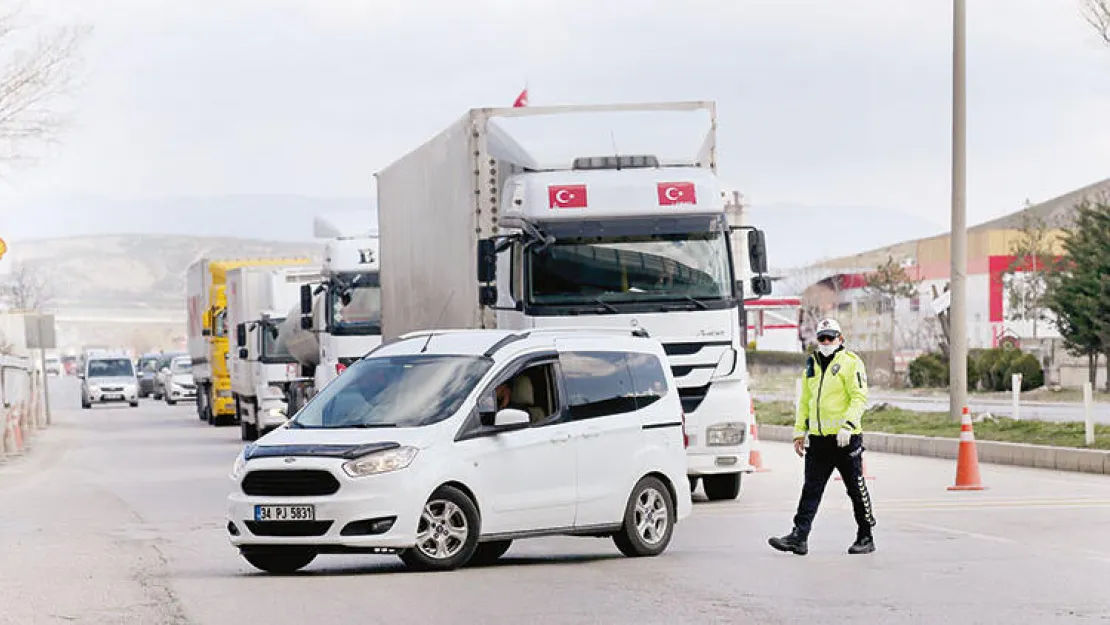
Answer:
[
  {"left": 658, "top": 182, "right": 696, "bottom": 206},
  {"left": 548, "top": 184, "right": 588, "bottom": 209}
]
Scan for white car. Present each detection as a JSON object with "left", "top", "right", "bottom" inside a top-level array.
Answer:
[{"left": 227, "top": 327, "right": 692, "bottom": 574}]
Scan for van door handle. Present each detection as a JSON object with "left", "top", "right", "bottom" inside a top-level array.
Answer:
[
  {"left": 550, "top": 433, "right": 572, "bottom": 443},
  {"left": 582, "top": 429, "right": 601, "bottom": 439}
]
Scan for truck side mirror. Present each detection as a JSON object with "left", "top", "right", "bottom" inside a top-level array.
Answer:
[
  {"left": 300, "top": 283, "right": 312, "bottom": 316},
  {"left": 300, "top": 316, "right": 313, "bottom": 330},
  {"left": 202, "top": 329, "right": 211, "bottom": 337},
  {"left": 479, "top": 285, "right": 498, "bottom": 307},
  {"left": 235, "top": 323, "right": 247, "bottom": 347},
  {"left": 751, "top": 276, "right": 773, "bottom": 296},
  {"left": 238, "top": 347, "right": 248, "bottom": 359},
  {"left": 477, "top": 239, "right": 497, "bottom": 283},
  {"left": 747, "top": 229, "right": 769, "bottom": 275}
]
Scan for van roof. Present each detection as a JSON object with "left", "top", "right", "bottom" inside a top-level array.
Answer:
[{"left": 367, "top": 327, "right": 659, "bottom": 360}]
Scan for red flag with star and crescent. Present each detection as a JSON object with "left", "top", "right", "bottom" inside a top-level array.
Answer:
[{"left": 513, "top": 88, "right": 528, "bottom": 108}]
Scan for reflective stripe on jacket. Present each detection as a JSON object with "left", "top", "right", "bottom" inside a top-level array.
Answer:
[{"left": 793, "top": 349, "right": 869, "bottom": 438}]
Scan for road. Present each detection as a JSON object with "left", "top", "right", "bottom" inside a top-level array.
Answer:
[
  {"left": 1, "top": 377, "right": 1109, "bottom": 624},
  {"left": 755, "top": 390, "right": 1110, "bottom": 424}
]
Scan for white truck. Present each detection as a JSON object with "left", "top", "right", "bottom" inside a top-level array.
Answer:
[
  {"left": 377, "top": 101, "right": 772, "bottom": 501},
  {"left": 227, "top": 265, "right": 322, "bottom": 441},
  {"left": 278, "top": 215, "right": 383, "bottom": 414}
]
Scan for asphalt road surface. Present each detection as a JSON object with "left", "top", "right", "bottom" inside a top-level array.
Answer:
[
  {"left": 755, "top": 390, "right": 1110, "bottom": 424},
  {"left": 1, "top": 377, "right": 1109, "bottom": 624}
]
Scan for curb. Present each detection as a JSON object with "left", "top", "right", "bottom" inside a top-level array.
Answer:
[{"left": 758, "top": 425, "right": 1110, "bottom": 475}]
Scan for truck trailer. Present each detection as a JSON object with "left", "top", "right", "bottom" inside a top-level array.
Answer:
[
  {"left": 278, "top": 215, "right": 383, "bottom": 414},
  {"left": 226, "top": 265, "right": 322, "bottom": 440},
  {"left": 186, "top": 256, "right": 314, "bottom": 426},
  {"left": 377, "top": 101, "right": 771, "bottom": 501}
]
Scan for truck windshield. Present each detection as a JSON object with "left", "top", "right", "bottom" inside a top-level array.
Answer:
[
  {"left": 328, "top": 282, "right": 382, "bottom": 336},
  {"left": 88, "top": 359, "right": 134, "bottom": 378},
  {"left": 260, "top": 319, "right": 295, "bottom": 363},
  {"left": 214, "top": 310, "right": 228, "bottom": 337},
  {"left": 528, "top": 230, "right": 733, "bottom": 308},
  {"left": 291, "top": 355, "right": 492, "bottom": 428}
]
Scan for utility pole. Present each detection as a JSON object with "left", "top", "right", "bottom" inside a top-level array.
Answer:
[{"left": 949, "top": 0, "right": 968, "bottom": 421}]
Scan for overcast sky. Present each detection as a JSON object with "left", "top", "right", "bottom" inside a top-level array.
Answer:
[{"left": 2, "top": 0, "right": 1109, "bottom": 238}]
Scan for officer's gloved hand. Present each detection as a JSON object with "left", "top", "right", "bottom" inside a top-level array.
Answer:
[{"left": 836, "top": 425, "right": 852, "bottom": 447}]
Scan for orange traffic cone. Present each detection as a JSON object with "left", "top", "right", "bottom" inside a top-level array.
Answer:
[
  {"left": 948, "top": 406, "right": 986, "bottom": 491},
  {"left": 748, "top": 399, "right": 769, "bottom": 472}
]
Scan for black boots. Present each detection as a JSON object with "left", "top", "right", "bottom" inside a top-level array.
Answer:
[
  {"left": 848, "top": 533, "right": 875, "bottom": 554},
  {"left": 768, "top": 529, "right": 808, "bottom": 555},
  {"left": 769, "top": 530, "right": 875, "bottom": 555}
]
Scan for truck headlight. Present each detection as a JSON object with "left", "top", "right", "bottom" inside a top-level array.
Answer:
[
  {"left": 342, "top": 447, "right": 418, "bottom": 478},
  {"left": 706, "top": 423, "right": 746, "bottom": 446}
]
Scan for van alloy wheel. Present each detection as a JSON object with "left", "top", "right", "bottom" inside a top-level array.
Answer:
[
  {"left": 634, "top": 486, "right": 669, "bottom": 546},
  {"left": 613, "top": 476, "right": 676, "bottom": 558},
  {"left": 416, "top": 500, "right": 469, "bottom": 560}
]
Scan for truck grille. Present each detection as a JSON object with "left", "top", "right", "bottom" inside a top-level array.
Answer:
[
  {"left": 245, "top": 521, "right": 334, "bottom": 537},
  {"left": 241, "top": 470, "right": 340, "bottom": 497}
]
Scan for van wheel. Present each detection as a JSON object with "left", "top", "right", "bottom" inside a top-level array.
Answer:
[
  {"left": 688, "top": 476, "right": 699, "bottom": 494},
  {"left": 612, "top": 476, "right": 675, "bottom": 558},
  {"left": 240, "top": 547, "right": 316, "bottom": 574},
  {"left": 129, "top": 401, "right": 139, "bottom": 408},
  {"left": 468, "top": 540, "right": 512, "bottom": 567},
  {"left": 703, "top": 474, "right": 741, "bottom": 501},
  {"left": 399, "top": 486, "right": 480, "bottom": 572}
]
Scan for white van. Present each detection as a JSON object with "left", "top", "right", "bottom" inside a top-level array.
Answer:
[{"left": 226, "top": 327, "right": 692, "bottom": 573}]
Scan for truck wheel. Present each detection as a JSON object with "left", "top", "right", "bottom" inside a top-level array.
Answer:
[
  {"left": 196, "top": 391, "right": 206, "bottom": 421},
  {"left": 612, "top": 476, "right": 675, "bottom": 558},
  {"left": 241, "top": 420, "right": 257, "bottom": 441},
  {"left": 703, "top": 474, "right": 741, "bottom": 501},
  {"left": 240, "top": 547, "right": 316, "bottom": 575}
]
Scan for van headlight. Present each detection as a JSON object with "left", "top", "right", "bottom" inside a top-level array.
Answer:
[
  {"left": 342, "top": 446, "right": 418, "bottom": 478},
  {"left": 230, "top": 444, "right": 254, "bottom": 480}
]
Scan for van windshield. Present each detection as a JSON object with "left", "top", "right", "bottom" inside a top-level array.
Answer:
[
  {"left": 291, "top": 354, "right": 492, "bottom": 429},
  {"left": 88, "top": 359, "right": 134, "bottom": 378}
]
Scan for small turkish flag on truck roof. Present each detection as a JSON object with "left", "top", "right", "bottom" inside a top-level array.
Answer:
[
  {"left": 548, "top": 184, "right": 587, "bottom": 208},
  {"left": 657, "top": 182, "right": 696, "bottom": 206}
]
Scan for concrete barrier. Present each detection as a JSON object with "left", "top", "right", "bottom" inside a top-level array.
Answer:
[{"left": 759, "top": 425, "right": 1110, "bottom": 475}]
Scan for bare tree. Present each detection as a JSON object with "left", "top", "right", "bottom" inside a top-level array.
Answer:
[
  {"left": 865, "top": 256, "right": 921, "bottom": 376},
  {"left": 3, "top": 262, "right": 51, "bottom": 310},
  {"left": 781, "top": 264, "right": 844, "bottom": 351},
  {"left": 0, "top": 3, "right": 89, "bottom": 165},
  {"left": 1083, "top": 0, "right": 1110, "bottom": 45}
]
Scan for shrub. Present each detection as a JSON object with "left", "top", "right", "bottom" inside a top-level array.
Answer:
[
  {"left": 908, "top": 353, "right": 947, "bottom": 388},
  {"left": 1006, "top": 353, "right": 1045, "bottom": 391}
]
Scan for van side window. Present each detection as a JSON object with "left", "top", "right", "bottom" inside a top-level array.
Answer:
[
  {"left": 493, "top": 363, "right": 558, "bottom": 426},
  {"left": 560, "top": 351, "right": 638, "bottom": 420},
  {"left": 625, "top": 351, "right": 669, "bottom": 409}
]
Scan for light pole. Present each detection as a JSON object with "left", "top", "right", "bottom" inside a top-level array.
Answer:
[{"left": 949, "top": 0, "right": 968, "bottom": 421}]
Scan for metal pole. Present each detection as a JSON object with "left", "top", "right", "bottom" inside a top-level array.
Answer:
[
  {"left": 36, "top": 315, "right": 52, "bottom": 426},
  {"left": 949, "top": 0, "right": 968, "bottom": 422}
]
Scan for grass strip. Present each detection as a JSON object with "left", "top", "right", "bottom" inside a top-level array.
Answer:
[{"left": 754, "top": 400, "right": 1110, "bottom": 451}]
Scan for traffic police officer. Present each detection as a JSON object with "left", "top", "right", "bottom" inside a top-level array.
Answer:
[{"left": 769, "top": 318, "right": 876, "bottom": 555}]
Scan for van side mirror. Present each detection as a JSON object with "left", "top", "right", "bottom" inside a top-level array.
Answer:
[
  {"left": 236, "top": 323, "right": 247, "bottom": 347},
  {"left": 477, "top": 238, "right": 497, "bottom": 283},
  {"left": 300, "top": 284, "right": 313, "bottom": 316},
  {"left": 747, "top": 229, "right": 768, "bottom": 275},
  {"left": 492, "top": 408, "right": 530, "bottom": 431}
]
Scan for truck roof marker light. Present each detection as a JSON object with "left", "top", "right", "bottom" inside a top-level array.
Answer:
[{"left": 572, "top": 155, "right": 658, "bottom": 170}]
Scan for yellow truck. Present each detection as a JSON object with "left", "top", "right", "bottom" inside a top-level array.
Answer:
[{"left": 186, "top": 256, "right": 313, "bottom": 425}]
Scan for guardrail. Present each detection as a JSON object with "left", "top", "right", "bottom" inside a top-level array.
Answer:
[{"left": 2, "top": 355, "right": 47, "bottom": 457}]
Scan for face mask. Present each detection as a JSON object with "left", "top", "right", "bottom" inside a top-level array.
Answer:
[{"left": 817, "top": 342, "right": 839, "bottom": 356}]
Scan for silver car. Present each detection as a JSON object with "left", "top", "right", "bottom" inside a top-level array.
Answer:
[{"left": 80, "top": 355, "right": 140, "bottom": 408}]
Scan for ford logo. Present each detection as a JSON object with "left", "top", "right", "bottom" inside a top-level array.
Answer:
[{"left": 283, "top": 457, "right": 296, "bottom": 464}]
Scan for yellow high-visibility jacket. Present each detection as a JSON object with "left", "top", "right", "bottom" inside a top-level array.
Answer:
[{"left": 793, "top": 348, "right": 869, "bottom": 439}]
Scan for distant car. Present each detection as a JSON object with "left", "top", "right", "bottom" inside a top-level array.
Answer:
[
  {"left": 164, "top": 356, "right": 196, "bottom": 406},
  {"left": 153, "top": 351, "right": 186, "bottom": 400},
  {"left": 136, "top": 353, "right": 162, "bottom": 397},
  {"left": 44, "top": 357, "right": 62, "bottom": 376},
  {"left": 227, "top": 328, "right": 691, "bottom": 574},
  {"left": 80, "top": 354, "right": 140, "bottom": 408}
]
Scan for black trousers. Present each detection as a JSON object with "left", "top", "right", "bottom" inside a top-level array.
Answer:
[{"left": 792, "top": 434, "right": 876, "bottom": 537}]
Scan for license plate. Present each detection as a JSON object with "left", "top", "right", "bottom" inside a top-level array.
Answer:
[
  {"left": 254, "top": 505, "right": 315, "bottom": 521},
  {"left": 103, "top": 394, "right": 122, "bottom": 400}
]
